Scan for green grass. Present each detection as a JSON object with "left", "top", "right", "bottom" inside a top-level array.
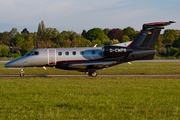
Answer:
[
  {"left": 1, "top": 77, "right": 180, "bottom": 119},
  {"left": 1, "top": 62, "right": 180, "bottom": 75}
]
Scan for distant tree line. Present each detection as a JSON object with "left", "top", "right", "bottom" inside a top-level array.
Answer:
[{"left": 0, "top": 20, "right": 180, "bottom": 58}]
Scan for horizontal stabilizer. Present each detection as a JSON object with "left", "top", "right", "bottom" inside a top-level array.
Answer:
[{"left": 143, "top": 21, "right": 175, "bottom": 30}]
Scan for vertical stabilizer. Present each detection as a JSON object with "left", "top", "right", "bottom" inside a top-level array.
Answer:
[{"left": 127, "top": 21, "right": 175, "bottom": 49}]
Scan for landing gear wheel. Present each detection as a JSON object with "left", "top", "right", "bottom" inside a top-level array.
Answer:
[
  {"left": 20, "top": 69, "right": 25, "bottom": 77},
  {"left": 91, "top": 71, "right": 97, "bottom": 77},
  {"left": 88, "top": 70, "right": 97, "bottom": 77},
  {"left": 20, "top": 73, "right": 24, "bottom": 77}
]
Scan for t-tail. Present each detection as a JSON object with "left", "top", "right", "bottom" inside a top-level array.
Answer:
[{"left": 127, "top": 21, "right": 175, "bottom": 49}]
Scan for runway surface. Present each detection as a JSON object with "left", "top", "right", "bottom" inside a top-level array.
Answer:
[
  {"left": 1, "top": 60, "right": 180, "bottom": 78},
  {"left": 1, "top": 74, "right": 180, "bottom": 78},
  {"left": 0, "top": 61, "right": 10, "bottom": 63},
  {"left": 133, "top": 60, "right": 180, "bottom": 62},
  {"left": 1, "top": 60, "right": 180, "bottom": 63}
]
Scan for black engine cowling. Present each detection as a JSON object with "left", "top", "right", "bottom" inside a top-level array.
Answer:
[{"left": 102, "top": 45, "right": 132, "bottom": 57}]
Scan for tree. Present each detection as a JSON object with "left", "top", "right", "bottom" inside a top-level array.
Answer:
[
  {"left": 61, "top": 30, "right": 78, "bottom": 41},
  {"left": 0, "top": 45, "right": 10, "bottom": 57},
  {"left": 69, "top": 31, "right": 78, "bottom": 41},
  {"left": 112, "top": 39, "right": 120, "bottom": 44},
  {"left": 123, "top": 27, "right": 138, "bottom": 40},
  {"left": 168, "top": 47, "right": 179, "bottom": 56},
  {"left": 37, "top": 20, "right": 45, "bottom": 36},
  {"left": 41, "top": 21, "right": 45, "bottom": 32},
  {"left": 81, "top": 30, "right": 87, "bottom": 38},
  {"left": 155, "top": 35, "right": 164, "bottom": 56},
  {"left": 56, "top": 34, "right": 65, "bottom": 46},
  {"left": 103, "top": 28, "right": 110, "bottom": 35},
  {"left": 91, "top": 39, "right": 103, "bottom": 47},
  {"left": 121, "top": 35, "right": 130, "bottom": 43},
  {"left": 11, "top": 50, "right": 21, "bottom": 58},
  {"left": 172, "top": 36, "right": 180, "bottom": 48},
  {"left": 21, "top": 34, "right": 34, "bottom": 55},
  {"left": 32, "top": 32, "right": 41, "bottom": 48},
  {"left": 45, "top": 40, "right": 55, "bottom": 48},
  {"left": 85, "top": 28, "right": 105, "bottom": 43},
  {"left": 13, "top": 36, "right": 25, "bottom": 47},
  {"left": 71, "top": 38, "right": 79, "bottom": 47},
  {"left": 9, "top": 28, "right": 18, "bottom": 38},
  {"left": 62, "top": 39, "right": 71, "bottom": 48},
  {"left": 0, "top": 33, "right": 3, "bottom": 44},
  {"left": 21, "top": 28, "right": 29, "bottom": 37},
  {"left": 1, "top": 32, "right": 11, "bottom": 45},
  {"left": 162, "top": 29, "right": 179, "bottom": 45},
  {"left": 44, "top": 28, "right": 59, "bottom": 42},
  {"left": 103, "top": 39, "right": 112, "bottom": 45},
  {"left": 108, "top": 28, "right": 125, "bottom": 42},
  {"left": 78, "top": 38, "right": 91, "bottom": 47},
  {"left": 37, "top": 23, "right": 42, "bottom": 36}
]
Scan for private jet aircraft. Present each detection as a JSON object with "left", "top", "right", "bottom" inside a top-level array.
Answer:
[{"left": 4, "top": 21, "right": 175, "bottom": 77}]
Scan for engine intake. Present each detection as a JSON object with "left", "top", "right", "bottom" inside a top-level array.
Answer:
[{"left": 102, "top": 45, "right": 132, "bottom": 57}]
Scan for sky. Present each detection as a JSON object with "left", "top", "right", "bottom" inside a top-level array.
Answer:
[{"left": 0, "top": 0, "right": 179, "bottom": 33}]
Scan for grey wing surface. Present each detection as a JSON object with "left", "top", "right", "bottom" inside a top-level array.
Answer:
[{"left": 68, "top": 61, "right": 117, "bottom": 69}]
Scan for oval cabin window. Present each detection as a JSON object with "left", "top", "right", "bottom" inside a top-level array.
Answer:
[
  {"left": 80, "top": 51, "right": 84, "bottom": 55},
  {"left": 65, "top": 51, "right": 69, "bottom": 56},
  {"left": 58, "top": 52, "right": 62, "bottom": 56},
  {"left": 73, "top": 51, "right": 76, "bottom": 55}
]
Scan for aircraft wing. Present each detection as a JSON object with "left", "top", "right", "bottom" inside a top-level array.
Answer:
[
  {"left": 68, "top": 61, "right": 117, "bottom": 69},
  {"left": 112, "top": 41, "right": 132, "bottom": 47}
]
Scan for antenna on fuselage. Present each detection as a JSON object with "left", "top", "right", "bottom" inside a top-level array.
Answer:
[
  {"left": 43, "top": 66, "right": 47, "bottom": 70},
  {"left": 94, "top": 44, "right": 97, "bottom": 47}
]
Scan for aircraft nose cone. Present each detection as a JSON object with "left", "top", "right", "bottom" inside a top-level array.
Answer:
[
  {"left": 4, "top": 62, "right": 13, "bottom": 68},
  {"left": 4, "top": 60, "right": 18, "bottom": 68}
]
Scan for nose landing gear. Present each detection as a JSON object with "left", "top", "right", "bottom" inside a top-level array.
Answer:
[{"left": 20, "top": 69, "right": 25, "bottom": 77}]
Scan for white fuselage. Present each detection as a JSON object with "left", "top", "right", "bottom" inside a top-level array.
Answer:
[{"left": 4, "top": 47, "right": 104, "bottom": 67}]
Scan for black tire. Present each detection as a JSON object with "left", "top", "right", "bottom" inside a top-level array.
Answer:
[
  {"left": 91, "top": 71, "right": 97, "bottom": 77},
  {"left": 88, "top": 70, "right": 97, "bottom": 77}
]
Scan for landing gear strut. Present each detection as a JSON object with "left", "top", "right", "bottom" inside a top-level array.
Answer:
[
  {"left": 20, "top": 69, "right": 24, "bottom": 77},
  {"left": 88, "top": 69, "right": 97, "bottom": 77}
]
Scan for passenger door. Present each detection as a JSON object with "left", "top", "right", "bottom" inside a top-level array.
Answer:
[{"left": 48, "top": 49, "right": 56, "bottom": 66}]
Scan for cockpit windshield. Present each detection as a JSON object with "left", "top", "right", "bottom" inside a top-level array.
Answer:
[
  {"left": 32, "top": 51, "right": 39, "bottom": 55},
  {"left": 25, "top": 51, "right": 39, "bottom": 56},
  {"left": 25, "top": 51, "right": 34, "bottom": 56}
]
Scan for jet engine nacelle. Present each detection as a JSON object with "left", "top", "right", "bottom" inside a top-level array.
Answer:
[{"left": 102, "top": 45, "right": 132, "bottom": 57}]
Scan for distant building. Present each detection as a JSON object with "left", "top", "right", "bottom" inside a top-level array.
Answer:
[{"left": 9, "top": 46, "right": 22, "bottom": 53}]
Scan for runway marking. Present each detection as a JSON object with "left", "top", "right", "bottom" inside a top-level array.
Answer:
[{"left": 1, "top": 74, "right": 180, "bottom": 78}]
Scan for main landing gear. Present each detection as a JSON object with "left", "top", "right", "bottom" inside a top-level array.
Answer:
[
  {"left": 20, "top": 69, "right": 24, "bottom": 77},
  {"left": 87, "top": 69, "right": 97, "bottom": 77}
]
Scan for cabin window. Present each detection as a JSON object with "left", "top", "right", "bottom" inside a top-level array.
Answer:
[
  {"left": 32, "top": 51, "right": 39, "bottom": 55},
  {"left": 92, "top": 51, "right": 95, "bottom": 55},
  {"left": 80, "top": 51, "right": 84, "bottom": 55},
  {"left": 65, "top": 51, "right": 69, "bottom": 56},
  {"left": 73, "top": 51, "right": 76, "bottom": 55},
  {"left": 58, "top": 52, "right": 62, "bottom": 56}
]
